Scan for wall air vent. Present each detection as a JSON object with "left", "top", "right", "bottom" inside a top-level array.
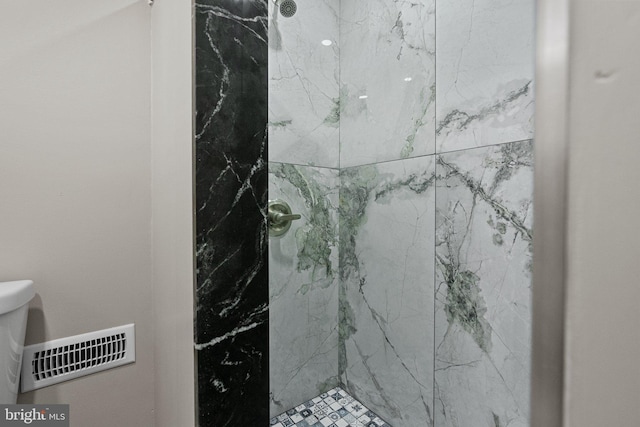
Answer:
[{"left": 20, "top": 324, "right": 135, "bottom": 392}]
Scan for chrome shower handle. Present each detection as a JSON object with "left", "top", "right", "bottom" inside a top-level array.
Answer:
[{"left": 268, "top": 200, "right": 301, "bottom": 237}]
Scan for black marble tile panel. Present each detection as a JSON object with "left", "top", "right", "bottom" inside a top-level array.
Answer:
[{"left": 194, "top": 0, "right": 269, "bottom": 425}]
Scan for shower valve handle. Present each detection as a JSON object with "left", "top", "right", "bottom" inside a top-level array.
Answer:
[
  {"left": 268, "top": 200, "right": 301, "bottom": 237},
  {"left": 270, "top": 212, "right": 301, "bottom": 223}
]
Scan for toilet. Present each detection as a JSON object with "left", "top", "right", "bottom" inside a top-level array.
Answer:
[{"left": 0, "top": 280, "right": 35, "bottom": 404}]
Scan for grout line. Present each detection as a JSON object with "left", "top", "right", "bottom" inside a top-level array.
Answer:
[
  {"left": 433, "top": 0, "right": 438, "bottom": 424},
  {"left": 267, "top": 161, "right": 341, "bottom": 171},
  {"left": 302, "top": 137, "right": 534, "bottom": 171},
  {"left": 435, "top": 137, "right": 534, "bottom": 157}
]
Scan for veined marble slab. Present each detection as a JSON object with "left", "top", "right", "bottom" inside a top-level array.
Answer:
[
  {"left": 339, "top": 156, "right": 436, "bottom": 427},
  {"left": 340, "top": 0, "right": 436, "bottom": 167},
  {"left": 434, "top": 140, "right": 533, "bottom": 427},
  {"left": 436, "top": 0, "right": 535, "bottom": 153},
  {"left": 269, "top": 163, "right": 341, "bottom": 416},
  {"left": 268, "top": 0, "right": 340, "bottom": 168},
  {"left": 194, "top": 0, "right": 269, "bottom": 425}
]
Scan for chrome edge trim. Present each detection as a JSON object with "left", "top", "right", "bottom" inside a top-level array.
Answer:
[{"left": 531, "top": 0, "right": 570, "bottom": 425}]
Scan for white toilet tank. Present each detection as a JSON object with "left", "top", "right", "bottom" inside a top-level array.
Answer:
[{"left": 0, "top": 280, "right": 35, "bottom": 404}]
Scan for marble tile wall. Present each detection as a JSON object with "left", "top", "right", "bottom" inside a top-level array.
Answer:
[
  {"left": 267, "top": 0, "right": 342, "bottom": 416},
  {"left": 339, "top": 157, "right": 436, "bottom": 427},
  {"left": 340, "top": 0, "right": 436, "bottom": 167},
  {"left": 336, "top": 1, "right": 534, "bottom": 426},
  {"left": 268, "top": 163, "right": 341, "bottom": 416},
  {"left": 431, "top": 1, "right": 534, "bottom": 425},
  {"left": 268, "top": 0, "right": 340, "bottom": 168},
  {"left": 434, "top": 140, "right": 533, "bottom": 427},
  {"left": 435, "top": 0, "right": 535, "bottom": 153},
  {"left": 196, "top": 0, "right": 534, "bottom": 424},
  {"left": 194, "top": 0, "right": 269, "bottom": 425}
]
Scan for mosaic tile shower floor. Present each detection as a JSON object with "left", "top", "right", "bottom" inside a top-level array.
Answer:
[{"left": 271, "top": 386, "right": 392, "bottom": 427}]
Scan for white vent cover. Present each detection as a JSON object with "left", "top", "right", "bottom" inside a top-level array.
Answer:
[{"left": 20, "top": 324, "right": 135, "bottom": 392}]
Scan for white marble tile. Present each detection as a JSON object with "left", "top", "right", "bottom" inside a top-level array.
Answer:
[
  {"left": 436, "top": 0, "right": 535, "bottom": 153},
  {"left": 340, "top": 0, "right": 436, "bottom": 167},
  {"left": 339, "top": 156, "right": 436, "bottom": 427},
  {"left": 269, "top": 163, "right": 340, "bottom": 416},
  {"left": 268, "top": 0, "right": 340, "bottom": 168},
  {"left": 434, "top": 141, "right": 533, "bottom": 427}
]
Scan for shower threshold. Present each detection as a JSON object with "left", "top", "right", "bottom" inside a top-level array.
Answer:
[{"left": 271, "top": 386, "right": 392, "bottom": 427}]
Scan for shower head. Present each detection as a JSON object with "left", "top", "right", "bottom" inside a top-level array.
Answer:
[{"left": 274, "top": 0, "right": 297, "bottom": 18}]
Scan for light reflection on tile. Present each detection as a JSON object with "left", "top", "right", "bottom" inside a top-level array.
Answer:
[
  {"left": 340, "top": 0, "right": 436, "bottom": 167},
  {"left": 268, "top": 0, "right": 340, "bottom": 168}
]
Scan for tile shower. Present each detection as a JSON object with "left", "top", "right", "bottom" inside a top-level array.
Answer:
[{"left": 195, "top": 0, "right": 534, "bottom": 426}]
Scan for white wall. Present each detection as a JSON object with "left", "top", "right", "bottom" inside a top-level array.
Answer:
[
  {"left": 565, "top": 0, "right": 640, "bottom": 425},
  {"left": 150, "top": 0, "right": 196, "bottom": 425},
  {"left": 0, "top": 1, "right": 155, "bottom": 425}
]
